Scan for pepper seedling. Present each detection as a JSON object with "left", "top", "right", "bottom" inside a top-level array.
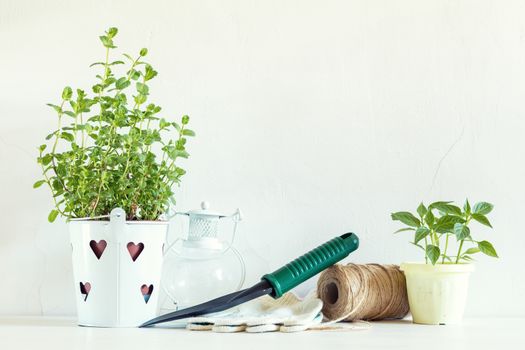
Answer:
[{"left": 391, "top": 200, "right": 498, "bottom": 264}]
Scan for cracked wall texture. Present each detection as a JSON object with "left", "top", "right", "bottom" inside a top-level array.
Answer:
[{"left": 0, "top": 0, "right": 524, "bottom": 316}]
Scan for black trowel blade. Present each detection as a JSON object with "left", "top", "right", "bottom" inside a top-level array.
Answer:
[{"left": 140, "top": 280, "right": 273, "bottom": 328}]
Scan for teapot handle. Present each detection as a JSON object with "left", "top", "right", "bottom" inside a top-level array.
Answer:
[
  {"left": 231, "top": 245, "right": 246, "bottom": 290},
  {"left": 164, "top": 197, "right": 191, "bottom": 220},
  {"left": 218, "top": 208, "right": 245, "bottom": 289},
  {"left": 218, "top": 208, "right": 242, "bottom": 247},
  {"left": 163, "top": 236, "right": 183, "bottom": 257},
  {"left": 163, "top": 207, "right": 242, "bottom": 256}
]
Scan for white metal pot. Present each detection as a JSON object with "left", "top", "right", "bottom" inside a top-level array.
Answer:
[
  {"left": 400, "top": 262, "right": 474, "bottom": 325},
  {"left": 69, "top": 208, "right": 168, "bottom": 327}
]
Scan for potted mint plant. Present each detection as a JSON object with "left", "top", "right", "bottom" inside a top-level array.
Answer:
[
  {"left": 392, "top": 200, "right": 497, "bottom": 325},
  {"left": 34, "top": 28, "right": 194, "bottom": 327}
]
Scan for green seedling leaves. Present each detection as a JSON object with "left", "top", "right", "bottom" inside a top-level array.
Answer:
[
  {"left": 473, "top": 202, "right": 494, "bottom": 215},
  {"left": 391, "top": 200, "right": 497, "bottom": 265},
  {"left": 478, "top": 240, "right": 498, "bottom": 257},
  {"left": 424, "top": 209, "right": 435, "bottom": 227},
  {"left": 430, "top": 201, "right": 462, "bottom": 216},
  {"left": 453, "top": 223, "right": 470, "bottom": 240},
  {"left": 393, "top": 227, "right": 415, "bottom": 234},
  {"left": 415, "top": 227, "right": 430, "bottom": 244},
  {"left": 464, "top": 199, "right": 471, "bottom": 214},
  {"left": 472, "top": 213, "right": 492, "bottom": 228},
  {"left": 417, "top": 202, "right": 427, "bottom": 218},
  {"left": 410, "top": 242, "right": 425, "bottom": 251},
  {"left": 464, "top": 247, "right": 480, "bottom": 255},
  {"left": 426, "top": 245, "right": 440, "bottom": 265},
  {"left": 461, "top": 255, "right": 474, "bottom": 261},
  {"left": 434, "top": 215, "right": 465, "bottom": 233},
  {"left": 391, "top": 212, "right": 421, "bottom": 227}
]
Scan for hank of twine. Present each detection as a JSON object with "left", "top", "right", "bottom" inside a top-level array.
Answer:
[{"left": 317, "top": 264, "right": 409, "bottom": 322}]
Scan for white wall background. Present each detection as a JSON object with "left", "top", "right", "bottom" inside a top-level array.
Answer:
[{"left": 1, "top": 0, "right": 524, "bottom": 317}]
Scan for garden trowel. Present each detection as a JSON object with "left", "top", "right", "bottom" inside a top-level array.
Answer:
[{"left": 140, "top": 232, "right": 359, "bottom": 327}]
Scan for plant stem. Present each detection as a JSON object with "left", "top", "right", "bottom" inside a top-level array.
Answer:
[
  {"left": 455, "top": 240, "right": 464, "bottom": 264},
  {"left": 91, "top": 47, "right": 111, "bottom": 216},
  {"left": 39, "top": 151, "right": 67, "bottom": 217},
  {"left": 51, "top": 102, "right": 65, "bottom": 154},
  {"left": 455, "top": 216, "right": 471, "bottom": 263},
  {"left": 79, "top": 112, "right": 85, "bottom": 148},
  {"left": 49, "top": 101, "right": 72, "bottom": 197},
  {"left": 442, "top": 234, "right": 449, "bottom": 264},
  {"left": 424, "top": 236, "right": 429, "bottom": 264},
  {"left": 118, "top": 59, "right": 142, "bottom": 187}
]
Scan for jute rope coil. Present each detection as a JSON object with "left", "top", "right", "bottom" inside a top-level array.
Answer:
[{"left": 317, "top": 264, "right": 409, "bottom": 321}]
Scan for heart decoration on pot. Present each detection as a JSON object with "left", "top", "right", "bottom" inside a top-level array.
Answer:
[
  {"left": 89, "top": 240, "right": 107, "bottom": 260},
  {"left": 127, "top": 242, "right": 144, "bottom": 262},
  {"left": 80, "top": 282, "right": 91, "bottom": 301},
  {"left": 141, "top": 284, "right": 154, "bottom": 304}
]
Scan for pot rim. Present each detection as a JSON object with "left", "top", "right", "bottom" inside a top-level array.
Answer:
[
  {"left": 400, "top": 261, "right": 475, "bottom": 273},
  {"left": 68, "top": 220, "right": 169, "bottom": 225}
]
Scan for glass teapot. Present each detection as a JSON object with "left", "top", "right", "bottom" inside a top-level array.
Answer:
[{"left": 160, "top": 201, "right": 246, "bottom": 312}]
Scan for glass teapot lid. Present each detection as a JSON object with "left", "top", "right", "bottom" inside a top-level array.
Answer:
[
  {"left": 176, "top": 201, "right": 241, "bottom": 243},
  {"left": 184, "top": 201, "right": 227, "bottom": 218}
]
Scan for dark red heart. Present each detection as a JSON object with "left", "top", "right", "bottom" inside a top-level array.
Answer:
[
  {"left": 127, "top": 242, "right": 144, "bottom": 262},
  {"left": 141, "top": 284, "right": 154, "bottom": 304},
  {"left": 80, "top": 282, "right": 91, "bottom": 301},
  {"left": 89, "top": 240, "right": 107, "bottom": 260}
]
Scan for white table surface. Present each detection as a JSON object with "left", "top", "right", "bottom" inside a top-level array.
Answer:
[{"left": 0, "top": 316, "right": 521, "bottom": 350}]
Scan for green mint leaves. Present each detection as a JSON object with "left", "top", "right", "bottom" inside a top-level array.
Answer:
[{"left": 35, "top": 27, "right": 194, "bottom": 222}]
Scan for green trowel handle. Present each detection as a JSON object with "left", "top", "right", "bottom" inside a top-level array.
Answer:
[{"left": 262, "top": 232, "right": 359, "bottom": 298}]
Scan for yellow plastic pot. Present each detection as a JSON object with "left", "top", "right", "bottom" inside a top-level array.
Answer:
[{"left": 400, "top": 262, "right": 474, "bottom": 325}]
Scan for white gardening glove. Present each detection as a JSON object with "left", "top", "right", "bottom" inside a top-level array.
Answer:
[{"left": 186, "top": 292, "right": 323, "bottom": 333}]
